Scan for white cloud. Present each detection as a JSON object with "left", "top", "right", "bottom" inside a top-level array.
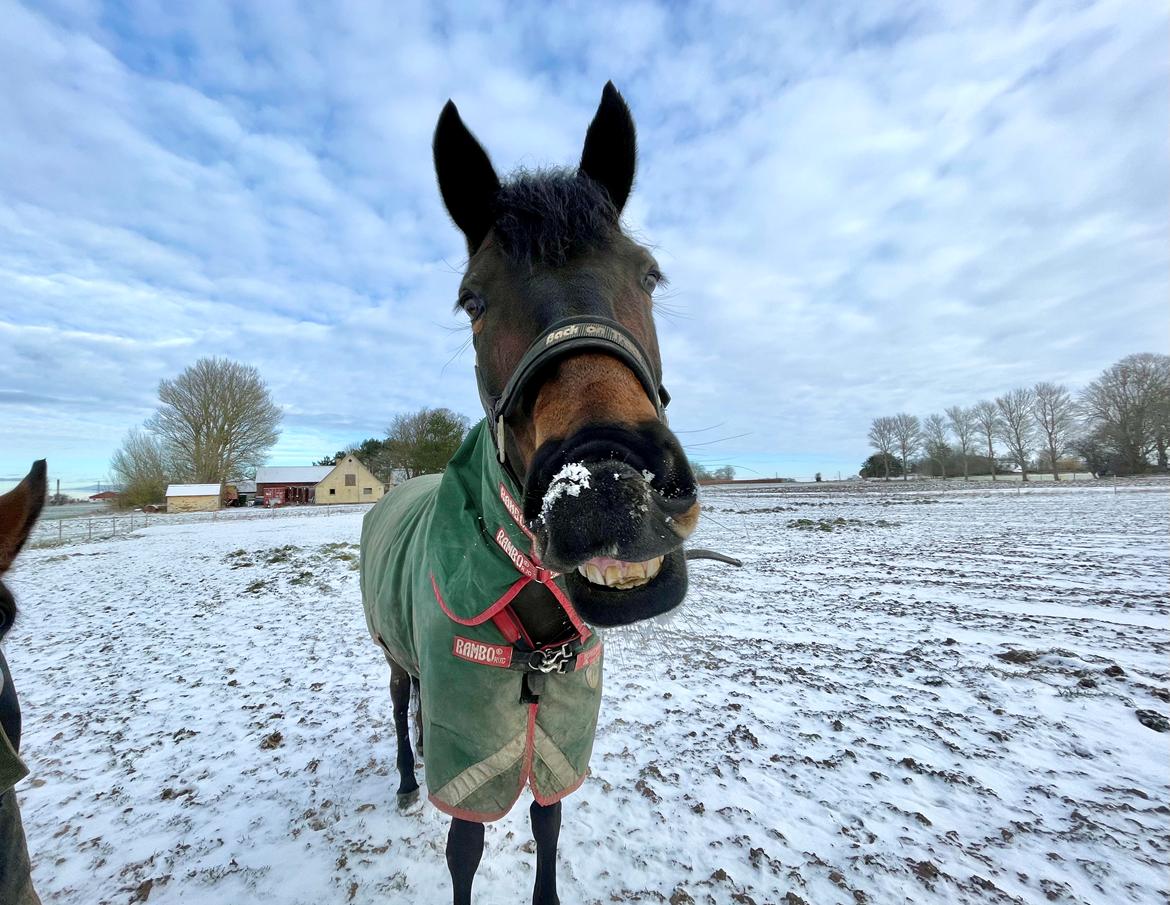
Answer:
[{"left": 0, "top": 0, "right": 1165, "bottom": 490}]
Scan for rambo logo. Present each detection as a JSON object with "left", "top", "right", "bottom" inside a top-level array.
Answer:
[
  {"left": 495, "top": 526, "right": 539, "bottom": 580},
  {"left": 453, "top": 636, "right": 513, "bottom": 668}
]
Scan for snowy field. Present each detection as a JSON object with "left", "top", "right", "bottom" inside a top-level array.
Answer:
[{"left": 6, "top": 480, "right": 1169, "bottom": 904}]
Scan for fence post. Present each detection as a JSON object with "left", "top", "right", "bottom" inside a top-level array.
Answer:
[
  {"left": 88, "top": 519, "right": 93, "bottom": 540},
  {"left": 112, "top": 517, "right": 116, "bottom": 537},
  {"left": 58, "top": 520, "right": 62, "bottom": 543}
]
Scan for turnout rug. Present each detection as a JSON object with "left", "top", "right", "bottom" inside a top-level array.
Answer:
[{"left": 360, "top": 421, "right": 603, "bottom": 822}]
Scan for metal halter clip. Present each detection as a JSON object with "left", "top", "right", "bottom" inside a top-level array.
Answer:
[{"left": 533, "top": 643, "right": 575, "bottom": 674}]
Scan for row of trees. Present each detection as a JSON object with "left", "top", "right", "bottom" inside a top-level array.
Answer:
[
  {"left": 865, "top": 353, "right": 1170, "bottom": 481},
  {"left": 690, "top": 462, "right": 736, "bottom": 481},
  {"left": 315, "top": 408, "right": 470, "bottom": 481},
  {"left": 111, "top": 358, "right": 282, "bottom": 508}
]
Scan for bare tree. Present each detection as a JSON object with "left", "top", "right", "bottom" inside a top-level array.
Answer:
[
  {"left": 892, "top": 413, "right": 921, "bottom": 481},
  {"left": 867, "top": 416, "right": 898, "bottom": 480},
  {"left": 972, "top": 400, "right": 1001, "bottom": 480},
  {"left": 148, "top": 357, "right": 282, "bottom": 483},
  {"left": 1079, "top": 353, "right": 1170, "bottom": 474},
  {"left": 922, "top": 413, "right": 951, "bottom": 478},
  {"left": 945, "top": 405, "right": 976, "bottom": 480},
  {"left": 385, "top": 407, "right": 471, "bottom": 479},
  {"left": 109, "top": 427, "right": 169, "bottom": 509},
  {"left": 1032, "top": 382, "right": 1077, "bottom": 480},
  {"left": 996, "top": 388, "right": 1037, "bottom": 481}
]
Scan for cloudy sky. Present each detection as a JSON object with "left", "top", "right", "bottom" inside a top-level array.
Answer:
[{"left": 1, "top": 0, "right": 1166, "bottom": 492}]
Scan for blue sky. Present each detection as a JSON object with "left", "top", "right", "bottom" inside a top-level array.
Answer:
[{"left": 1, "top": 0, "right": 1167, "bottom": 492}]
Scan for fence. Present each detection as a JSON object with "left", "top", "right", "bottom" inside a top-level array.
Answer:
[{"left": 30, "top": 503, "right": 375, "bottom": 548}]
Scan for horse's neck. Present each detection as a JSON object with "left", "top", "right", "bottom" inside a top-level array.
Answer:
[{"left": 509, "top": 582, "right": 576, "bottom": 649}]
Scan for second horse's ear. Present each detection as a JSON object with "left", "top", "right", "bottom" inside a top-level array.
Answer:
[
  {"left": 579, "top": 81, "right": 637, "bottom": 213},
  {"left": 434, "top": 100, "right": 501, "bottom": 257},
  {"left": 0, "top": 459, "right": 46, "bottom": 576}
]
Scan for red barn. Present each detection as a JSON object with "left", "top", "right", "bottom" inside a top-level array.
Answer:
[{"left": 254, "top": 466, "right": 334, "bottom": 506}]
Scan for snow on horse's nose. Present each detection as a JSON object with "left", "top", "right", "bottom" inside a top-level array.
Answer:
[{"left": 536, "top": 459, "right": 687, "bottom": 572}]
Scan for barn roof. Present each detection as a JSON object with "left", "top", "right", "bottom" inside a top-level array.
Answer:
[
  {"left": 166, "top": 483, "right": 222, "bottom": 497},
  {"left": 254, "top": 466, "right": 334, "bottom": 485}
]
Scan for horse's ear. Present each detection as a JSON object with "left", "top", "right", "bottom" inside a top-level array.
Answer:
[
  {"left": 0, "top": 459, "right": 46, "bottom": 575},
  {"left": 433, "top": 100, "right": 501, "bottom": 257},
  {"left": 579, "top": 81, "right": 637, "bottom": 214}
]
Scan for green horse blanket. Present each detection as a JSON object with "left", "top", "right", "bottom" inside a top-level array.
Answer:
[{"left": 360, "top": 421, "right": 603, "bottom": 822}]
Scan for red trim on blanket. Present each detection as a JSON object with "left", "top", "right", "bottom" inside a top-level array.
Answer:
[
  {"left": 427, "top": 794, "right": 515, "bottom": 824},
  {"left": 431, "top": 572, "right": 530, "bottom": 626},
  {"left": 531, "top": 767, "right": 588, "bottom": 807},
  {"left": 575, "top": 641, "right": 603, "bottom": 670}
]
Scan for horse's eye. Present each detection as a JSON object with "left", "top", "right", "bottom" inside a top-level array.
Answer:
[
  {"left": 460, "top": 292, "right": 486, "bottom": 321},
  {"left": 641, "top": 271, "right": 661, "bottom": 295}
]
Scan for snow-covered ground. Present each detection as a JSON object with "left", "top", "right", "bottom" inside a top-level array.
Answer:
[{"left": 6, "top": 481, "right": 1168, "bottom": 904}]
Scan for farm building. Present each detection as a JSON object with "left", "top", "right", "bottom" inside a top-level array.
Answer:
[
  {"left": 165, "top": 484, "right": 222, "bottom": 513},
  {"left": 225, "top": 480, "right": 257, "bottom": 507},
  {"left": 254, "top": 459, "right": 389, "bottom": 506},
  {"left": 314, "top": 455, "right": 386, "bottom": 504},
  {"left": 89, "top": 491, "right": 119, "bottom": 502},
  {"left": 255, "top": 466, "right": 333, "bottom": 506}
]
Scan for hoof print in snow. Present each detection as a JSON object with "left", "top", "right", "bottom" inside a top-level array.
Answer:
[
  {"left": 1135, "top": 709, "right": 1168, "bottom": 732},
  {"left": 260, "top": 730, "right": 284, "bottom": 749},
  {"left": 1104, "top": 664, "right": 1126, "bottom": 677}
]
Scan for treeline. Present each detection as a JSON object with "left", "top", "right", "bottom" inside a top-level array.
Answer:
[
  {"left": 315, "top": 407, "right": 470, "bottom": 482},
  {"left": 864, "top": 353, "right": 1169, "bottom": 481}
]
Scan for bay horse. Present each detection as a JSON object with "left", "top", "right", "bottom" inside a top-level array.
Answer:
[
  {"left": 360, "top": 83, "right": 700, "bottom": 904},
  {"left": 0, "top": 460, "right": 47, "bottom": 905}
]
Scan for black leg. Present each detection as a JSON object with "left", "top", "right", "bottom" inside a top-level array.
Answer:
[
  {"left": 388, "top": 657, "right": 418, "bottom": 806},
  {"left": 447, "top": 817, "right": 485, "bottom": 905},
  {"left": 530, "top": 799, "right": 561, "bottom": 905},
  {"left": 412, "top": 674, "right": 424, "bottom": 758}
]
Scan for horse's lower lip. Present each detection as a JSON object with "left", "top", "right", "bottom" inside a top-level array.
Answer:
[{"left": 575, "top": 555, "right": 664, "bottom": 589}]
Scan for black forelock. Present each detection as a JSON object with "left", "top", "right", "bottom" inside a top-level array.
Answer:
[{"left": 491, "top": 168, "right": 620, "bottom": 267}]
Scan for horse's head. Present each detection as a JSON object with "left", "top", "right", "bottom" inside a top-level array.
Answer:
[
  {"left": 0, "top": 460, "right": 47, "bottom": 641},
  {"left": 434, "top": 83, "right": 699, "bottom": 628}
]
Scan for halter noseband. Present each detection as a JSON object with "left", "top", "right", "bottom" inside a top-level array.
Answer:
[{"left": 475, "top": 315, "right": 671, "bottom": 485}]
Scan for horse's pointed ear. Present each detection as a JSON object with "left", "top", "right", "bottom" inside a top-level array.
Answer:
[
  {"left": 0, "top": 459, "right": 46, "bottom": 575},
  {"left": 434, "top": 100, "right": 501, "bottom": 256},
  {"left": 579, "top": 81, "right": 637, "bottom": 213}
]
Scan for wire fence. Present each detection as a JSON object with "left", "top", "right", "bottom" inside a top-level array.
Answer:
[{"left": 30, "top": 503, "right": 376, "bottom": 548}]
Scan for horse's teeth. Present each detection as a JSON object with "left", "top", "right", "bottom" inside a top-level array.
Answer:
[{"left": 578, "top": 555, "right": 664, "bottom": 588}]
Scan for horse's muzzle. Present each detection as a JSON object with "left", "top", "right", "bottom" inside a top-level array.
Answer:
[{"left": 522, "top": 422, "right": 698, "bottom": 625}]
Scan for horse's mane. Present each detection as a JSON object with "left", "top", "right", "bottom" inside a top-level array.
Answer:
[{"left": 492, "top": 168, "right": 620, "bottom": 268}]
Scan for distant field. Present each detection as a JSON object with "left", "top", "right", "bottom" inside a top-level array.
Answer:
[{"left": 36, "top": 501, "right": 110, "bottom": 521}]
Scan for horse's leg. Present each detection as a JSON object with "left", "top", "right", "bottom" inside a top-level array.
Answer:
[
  {"left": 447, "top": 817, "right": 485, "bottom": 905},
  {"left": 530, "top": 800, "right": 562, "bottom": 905},
  {"left": 387, "top": 656, "right": 419, "bottom": 807},
  {"left": 412, "top": 674, "right": 424, "bottom": 758}
]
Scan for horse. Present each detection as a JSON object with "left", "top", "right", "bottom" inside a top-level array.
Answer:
[
  {"left": 0, "top": 460, "right": 47, "bottom": 905},
  {"left": 359, "top": 82, "right": 700, "bottom": 905}
]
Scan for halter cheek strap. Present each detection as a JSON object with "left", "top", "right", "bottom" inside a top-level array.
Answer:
[{"left": 475, "top": 315, "right": 670, "bottom": 482}]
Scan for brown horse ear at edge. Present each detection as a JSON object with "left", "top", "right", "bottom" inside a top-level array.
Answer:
[{"left": 0, "top": 460, "right": 47, "bottom": 577}]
